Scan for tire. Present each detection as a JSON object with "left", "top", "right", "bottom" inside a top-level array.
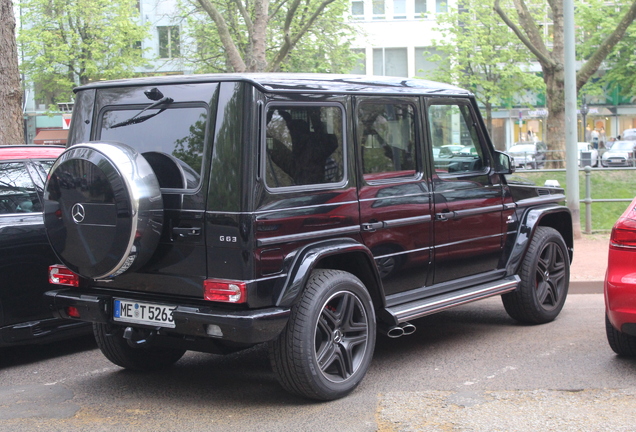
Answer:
[
  {"left": 605, "top": 314, "right": 636, "bottom": 357},
  {"left": 502, "top": 226, "right": 570, "bottom": 324},
  {"left": 93, "top": 323, "right": 186, "bottom": 371},
  {"left": 44, "top": 142, "right": 163, "bottom": 279},
  {"left": 268, "top": 269, "right": 376, "bottom": 400}
]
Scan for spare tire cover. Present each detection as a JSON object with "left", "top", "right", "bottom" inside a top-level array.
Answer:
[{"left": 44, "top": 142, "right": 163, "bottom": 279}]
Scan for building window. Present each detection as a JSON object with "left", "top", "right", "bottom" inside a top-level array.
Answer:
[
  {"left": 351, "top": 49, "right": 366, "bottom": 74},
  {"left": 373, "top": 48, "right": 407, "bottom": 77},
  {"left": 414, "top": 0, "right": 427, "bottom": 14},
  {"left": 393, "top": 0, "right": 406, "bottom": 19},
  {"left": 372, "top": 0, "right": 385, "bottom": 19},
  {"left": 158, "top": 26, "right": 181, "bottom": 59},
  {"left": 352, "top": 0, "right": 364, "bottom": 18},
  {"left": 415, "top": 47, "right": 445, "bottom": 76},
  {"left": 436, "top": 0, "right": 447, "bottom": 13}
]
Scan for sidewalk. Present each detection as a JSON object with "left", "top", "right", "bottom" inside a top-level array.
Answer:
[{"left": 570, "top": 233, "right": 609, "bottom": 294}]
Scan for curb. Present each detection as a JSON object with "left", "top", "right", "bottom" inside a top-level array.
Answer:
[{"left": 569, "top": 280, "right": 603, "bottom": 294}]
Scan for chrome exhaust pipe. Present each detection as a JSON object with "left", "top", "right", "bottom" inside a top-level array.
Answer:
[
  {"left": 379, "top": 322, "right": 416, "bottom": 338},
  {"left": 400, "top": 322, "right": 416, "bottom": 335},
  {"left": 386, "top": 326, "right": 404, "bottom": 338}
]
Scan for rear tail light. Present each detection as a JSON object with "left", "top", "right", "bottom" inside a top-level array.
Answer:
[
  {"left": 610, "top": 202, "right": 636, "bottom": 249},
  {"left": 203, "top": 279, "right": 247, "bottom": 303},
  {"left": 49, "top": 265, "right": 80, "bottom": 287}
]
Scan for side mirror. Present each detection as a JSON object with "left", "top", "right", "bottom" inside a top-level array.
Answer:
[{"left": 494, "top": 151, "right": 515, "bottom": 174}]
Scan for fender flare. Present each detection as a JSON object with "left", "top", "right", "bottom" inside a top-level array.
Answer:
[
  {"left": 274, "top": 238, "right": 384, "bottom": 309},
  {"left": 505, "top": 204, "right": 573, "bottom": 276}
]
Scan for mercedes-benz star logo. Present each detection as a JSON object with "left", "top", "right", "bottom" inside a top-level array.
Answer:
[{"left": 71, "top": 203, "right": 86, "bottom": 224}]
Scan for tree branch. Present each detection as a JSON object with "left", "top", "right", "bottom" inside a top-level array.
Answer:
[
  {"left": 493, "top": 0, "right": 555, "bottom": 68},
  {"left": 232, "top": 0, "right": 253, "bottom": 33},
  {"left": 196, "top": 0, "right": 247, "bottom": 71},
  {"left": 269, "top": 0, "right": 336, "bottom": 71},
  {"left": 576, "top": 0, "right": 636, "bottom": 90}
]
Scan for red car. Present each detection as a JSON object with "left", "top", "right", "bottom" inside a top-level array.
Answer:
[{"left": 605, "top": 197, "right": 636, "bottom": 356}]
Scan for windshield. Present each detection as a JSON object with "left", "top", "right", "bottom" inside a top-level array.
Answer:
[
  {"left": 611, "top": 141, "right": 635, "bottom": 151},
  {"left": 99, "top": 106, "right": 207, "bottom": 189}
]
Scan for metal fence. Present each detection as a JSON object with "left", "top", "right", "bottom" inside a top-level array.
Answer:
[
  {"left": 580, "top": 166, "right": 633, "bottom": 234},
  {"left": 511, "top": 148, "right": 635, "bottom": 169},
  {"left": 519, "top": 165, "right": 635, "bottom": 234}
]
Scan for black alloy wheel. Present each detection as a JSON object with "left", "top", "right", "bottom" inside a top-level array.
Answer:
[
  {"left": 502, "top": 226, "right": 570, "bottom": 324},
  {"left": 269, "top": 269, "right": 376, "bottom": 400},
  {"left": 314, "top": 290, "right": 370, "bottom": 384}
]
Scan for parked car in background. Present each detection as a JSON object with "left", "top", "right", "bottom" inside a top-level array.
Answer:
[
  {"left": 605, "top": 197, "right": 636, "bottom": 356},
  {"left": 507, "top": 141, "right": 547, "bottom": 169},
  {"left": 577, "top": 142, "right": 599, "bottom": 167},
  {"left": 621, "top": 128, "right": 636, "bottom": 140},
  {"left": 0, "top": 145, "right": 91, "bottom": 347},
  {"left": 601, "top": 140, "right": 636, "bottom": 167}
]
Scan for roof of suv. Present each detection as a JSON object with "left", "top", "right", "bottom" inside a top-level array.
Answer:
[
  {"left": 0, "top": 145, "right": 65, "bottom": 161},
  {"left": 75, "top": 73, "right": 471, "bottom": 96}
]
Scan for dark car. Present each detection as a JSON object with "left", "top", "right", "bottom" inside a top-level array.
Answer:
[
  {"left": 43, "top": 74, "right": 573, "bottom": 400},
  {"left": 605, "top": 197, "right": 636, "bottom": 356},
  {"left": 0, "top": 145, "right": 91, "bottom": 346}
]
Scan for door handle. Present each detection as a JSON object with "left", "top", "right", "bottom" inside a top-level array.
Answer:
[
  {"left": 362, "top": 221, "right": 385, "bottom": 232},
  {"left": 435, "top": 210, "right": 455, "bottom": 221},
  {"left": 172, "top": 227, "right": 201, "bottom": 237}
]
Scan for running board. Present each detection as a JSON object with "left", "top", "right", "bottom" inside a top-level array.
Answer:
[{"left": 386, "top": 276, "right": 520, "bottom": 323}]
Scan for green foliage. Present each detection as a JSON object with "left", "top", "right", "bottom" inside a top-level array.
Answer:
[
  {"left": 419, "top": 0, "right": 543, "bottom": 109},
  {"left": 18, "top": 0, "right": 150, "bottom": 105},
  {"left": 577, "top": 0, "right": 636, "bottom": 98},
  {"left": 178, "top": 0, "right": 359, "bottom": 73}
]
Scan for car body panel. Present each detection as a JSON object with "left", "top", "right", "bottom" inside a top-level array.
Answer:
[{"left": 605, "top": 197, "right": 636, "bottom": 337}]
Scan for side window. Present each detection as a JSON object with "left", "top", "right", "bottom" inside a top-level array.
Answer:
[
  {"left": 429, "top": 103, "right": 486, "bottom": 174},
  {"left": 0, "top": 162, "right": 40, "bottom": 214},
  {"left": 265, "top": 104, "right": 344, "bottom": 188},
  {"left": 357, "top": 101, "right": 416, "bottom": 181}
]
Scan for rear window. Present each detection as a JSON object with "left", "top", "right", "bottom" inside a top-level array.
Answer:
[
  {"left": 98, "top": 106, "right": 208, "bottom": 189},
  {"left": 265, "top": 104, "right": 345, "bottom": 189},
  {"left": 0, "top": 162, "right": 40, "bottom": 214}
]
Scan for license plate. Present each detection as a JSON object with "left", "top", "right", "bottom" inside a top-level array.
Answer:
[
  {"left": 113, "top": 299, "right": 176, "bottom": 328},
  {"left": 610, "top": 159, "right": 621, "bottom": 163}
]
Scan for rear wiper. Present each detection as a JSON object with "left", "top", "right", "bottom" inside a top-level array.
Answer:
[{"left": 110, "top": 95, "right": 173, "bottom": 129}]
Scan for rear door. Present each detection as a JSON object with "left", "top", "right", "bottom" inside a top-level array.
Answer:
[
  {"left": 426, "top": 99, "right": 506, "bottom": 285},
  {"left": 355, "top": 96, "right": 433, "bottom": 296}
]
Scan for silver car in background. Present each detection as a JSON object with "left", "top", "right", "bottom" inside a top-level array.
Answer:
[{"left": 601, "top": 140, "right": 636, "bottom": 167}]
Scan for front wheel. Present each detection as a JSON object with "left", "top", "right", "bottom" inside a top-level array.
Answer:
[
  {"left": 502, "top": 226, "right": 570, "bottom": 324},
  {"left": 93, "top": 323, "right": 186, "bottom": 371},
  {"left": 269, "top": 269, "right": 376, "bottom": 400}
]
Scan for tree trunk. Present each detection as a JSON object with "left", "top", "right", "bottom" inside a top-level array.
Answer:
[
  {"left": 544, "top": 67, "right": 566, "bottom": 168},
  {"left": 0, "top": 0, "right": 25, "bottom": 144}
]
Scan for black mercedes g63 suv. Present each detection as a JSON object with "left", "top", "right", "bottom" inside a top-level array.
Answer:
[{"left": 44, "top": 74, "right": 572, "bottom": 400}]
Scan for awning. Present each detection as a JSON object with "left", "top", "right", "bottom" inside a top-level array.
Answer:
[{"left": 33, "top": 129, "right": 68, "bottom": 145}]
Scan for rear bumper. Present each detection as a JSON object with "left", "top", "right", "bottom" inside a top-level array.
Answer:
[
  {"left": 45, "top": 289, "right": 290, "bottom": 345},
  {"left": 604, "top": 249, "right": 636, "bottom": 337}
]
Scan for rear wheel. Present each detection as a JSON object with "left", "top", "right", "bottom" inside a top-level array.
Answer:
[
  {"left": 93, "top": 323, "right": 186, "bottom": 371},
  {"left": 605, "top": 315, "right": 636, "bottom": 357},
  {"left": 502, "top": 226, "right": 570, "bottom": 324},
  {"left": 269, "top": 269, "right": 376, "bottom": 400}
]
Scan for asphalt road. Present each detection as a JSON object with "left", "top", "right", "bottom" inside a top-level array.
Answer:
[{"left": 1, "top": 291, "right": 635, "bottom": 432}]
